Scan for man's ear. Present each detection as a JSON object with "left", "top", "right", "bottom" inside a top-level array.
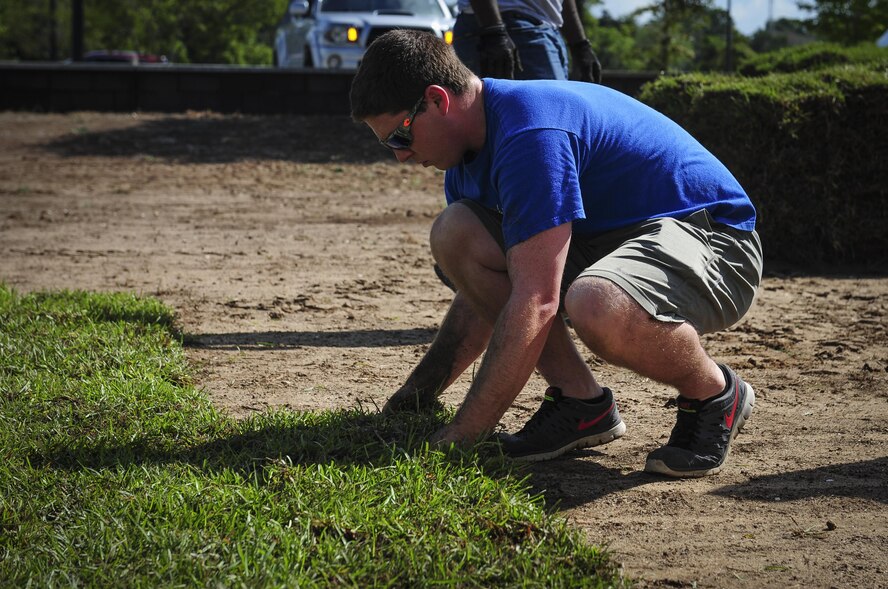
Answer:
[{"left": 425, "top": 85, "right": 450, "bottom": 115}]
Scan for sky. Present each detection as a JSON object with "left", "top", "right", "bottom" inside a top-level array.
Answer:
[{"left": 592, "top": 0, "right": 809, "bottom": 36}]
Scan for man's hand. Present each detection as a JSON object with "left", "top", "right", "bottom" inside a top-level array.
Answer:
[
  {"left": 568, "top": 39, "right": 602, "bottom": 84},
  {"left": 478, "top": 23, "right": 521, "bottom": 79},
  {"left": 436, "top": 222, "right": 572, "bottom": 442},
  {"left": 382, "top": 383, "right": 441, "bottom": 414},
  {"left": 428, "top": 423, "right": 480, "bottom": 449},
  {"left": 428, "top": 425, "right": 459, "bottom": 447}
]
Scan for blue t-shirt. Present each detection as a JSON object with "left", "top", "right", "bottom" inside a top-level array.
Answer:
[{"left": 444, "top": 78, "right": 757, "bottom": 250}]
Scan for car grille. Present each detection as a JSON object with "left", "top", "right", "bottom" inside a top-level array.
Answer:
[{"left": 366, "top": 26, "right": 435, "bottom": 47}]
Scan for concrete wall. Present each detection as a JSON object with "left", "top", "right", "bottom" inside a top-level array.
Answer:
[{"left": 0, "top": 62, "right": 659, "bottom": 115}]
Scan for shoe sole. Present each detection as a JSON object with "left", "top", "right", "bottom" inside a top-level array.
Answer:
[
  {"left": 644, "top": 383, "right": 755, "bottom": 477},
  {"left": 509, "top": 421, "right": 627, "bottom": 463}
]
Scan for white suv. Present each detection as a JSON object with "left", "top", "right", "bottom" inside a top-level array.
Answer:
[{"left": 274, "top": 0, "right": 455, "bottom": 69}]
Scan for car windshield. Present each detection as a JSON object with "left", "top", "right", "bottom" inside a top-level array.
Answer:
[{"left": 319, "top": 0, "right": 446, "bottom": 17}]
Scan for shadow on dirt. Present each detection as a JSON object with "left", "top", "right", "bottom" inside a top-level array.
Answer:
[
  {"left": 526, "top": 455, "right": 888, "bottom": 511},
  {"left": 712, "top": 457, "right": 888, "bottom": 504},
  {"left": 42, "top": 114, "right": 393, "bottom": 164},
  {"left": 526, "top": 455, "right": 662, "bottom": 509},
  {"left": 184, "top": 327, "right": 436, "bottom": 349},
  {"left": 764, "top": 262, "right": 888, "bottom": 278}
]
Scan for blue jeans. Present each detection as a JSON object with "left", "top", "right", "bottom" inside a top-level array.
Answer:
[{"left": 452, "top": 11, "right": 568, "bottom": 80}]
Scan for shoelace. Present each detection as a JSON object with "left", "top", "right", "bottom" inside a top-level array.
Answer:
[
  {"left": 672, "top": 397, "right": 735, "bottom": 452},
  {"left": 517, "top": 396, "right": 560, "bottom": 436},
  {"left": 670, "top": 402, "right": 702, "bottom": 449}
]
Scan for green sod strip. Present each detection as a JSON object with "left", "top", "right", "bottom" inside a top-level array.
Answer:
[{"left": 0, "top": 285, "right": 626, "bottom": 588}]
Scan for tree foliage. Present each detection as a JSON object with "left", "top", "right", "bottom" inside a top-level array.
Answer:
[
  {"left": 749, "top": 18, "right": 816, "bottom": 53},
  {"left": 583, "top": 0, "right": 884, "bottom": 71},
  {"left": 0, "top": 1, "right": 67, "bottom": 61},
  {"left": 2, "top": 0, "right": 885, "bottom": 68},
  {"left": 799, "top": 0, "right": 888, "bottom": 45},
  {"left": 585, "top": 0, "right": 753, "bottom": 72},
  {"left": 631, "top": 0, "right": 710, "bottom": 70},
  {"left": 0, "top": 0, "right": 289, "bottom": 64}
]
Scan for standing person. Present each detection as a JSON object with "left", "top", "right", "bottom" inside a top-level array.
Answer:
[
  {"left": 350, "top": 31, "right": 763, "bottom": 477},
  {"left": 452, "top": 0, "right": 601, "bottom": 82}
]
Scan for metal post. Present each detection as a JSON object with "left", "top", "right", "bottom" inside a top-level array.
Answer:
[
  {"left": 72, "top": 0, "right": 84, "bottom": 61},
  {"left": 725, "top": 0, "right": 733, "bottom": 72},
  {"left": 49, "top": 0, "right": 58, "bottom": 61}
]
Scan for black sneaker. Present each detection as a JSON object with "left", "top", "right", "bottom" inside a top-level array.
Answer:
[
  {"left": 645, "top": 364, "right": 754, "bottom": 477},
  {"left": 498, "top": 387, "right": 626, "bottom": 462}
]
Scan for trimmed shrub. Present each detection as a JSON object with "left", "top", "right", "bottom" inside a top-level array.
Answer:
[
  {"left": 640, "top": 64, "right": 888, "bottom": 266},
  {"left": 738, "top": 42, "right": 888, "bottom": 77}
]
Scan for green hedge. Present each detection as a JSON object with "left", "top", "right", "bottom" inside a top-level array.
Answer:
[
  {"left": 639, "top": 61, "right": 888, "bottom": 265},
  {"left": 737, "top": 42, "right": 888, "bottom": 76}
]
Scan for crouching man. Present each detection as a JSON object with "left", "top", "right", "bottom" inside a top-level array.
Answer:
[{"left": 349, "top": 30, "right": 762, "bottom": 477}]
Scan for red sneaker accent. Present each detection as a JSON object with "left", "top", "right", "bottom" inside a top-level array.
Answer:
[
  {"left": 724, "top": 381, "right": 740, "bottom": 430},
  {"left": 577, "top": 402, "right": 615, "bottom": 431}
]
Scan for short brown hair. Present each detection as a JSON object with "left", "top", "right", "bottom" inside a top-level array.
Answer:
[{"left": 350, "top": 29, "right": 474, "bottom": 121}]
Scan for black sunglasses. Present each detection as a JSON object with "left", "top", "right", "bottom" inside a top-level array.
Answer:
[{"left": 379, "top": 96, "right": 426, "bottom": 150}]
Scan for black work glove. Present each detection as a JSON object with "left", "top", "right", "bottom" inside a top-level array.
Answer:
[
  {"left": 477, "top": 23, "right": 522, "bottom": 79},
  {"left": 568, "top": 39, "right": 602, "bottom": 84}
]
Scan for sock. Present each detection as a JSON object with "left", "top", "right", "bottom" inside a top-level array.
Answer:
[
  {"left": 579, "top": 388, "right": 609, "bottom": 405},
  {"left": 699, "top": 366, "right": 733, "bottom": 404}
]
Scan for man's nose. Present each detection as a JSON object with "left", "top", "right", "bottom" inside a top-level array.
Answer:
[{"left": 394, "top": 149, "right": 413, "bottom": 163}]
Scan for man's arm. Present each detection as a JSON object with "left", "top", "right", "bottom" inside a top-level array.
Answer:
[
  {"left": 560, "top": 0, "right": 586, "bottom": 45},
  {"left": 383, "top": 290, "right": 492, "bottom": 412},
  {"left": 560, "top": 0, "right": 601, "bottom": 83},
  {"left": 468, "top": 0, "right": 503, "bottom": 29},
  {"left": 468, "top": 0, "right": 520, "bottom": 78},
  {"left": 430, "top": 221, "right": 572, "bottom": 443}
]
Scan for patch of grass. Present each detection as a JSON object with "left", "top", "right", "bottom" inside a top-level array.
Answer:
[{"left": 0, "top": 285, "right": 626, "bottom": 588}]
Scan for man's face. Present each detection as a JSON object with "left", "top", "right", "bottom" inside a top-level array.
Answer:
[{"left": 365, "top": 98, "right": 463, "bottom": 171}]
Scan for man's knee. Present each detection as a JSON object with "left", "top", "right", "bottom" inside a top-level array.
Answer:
[
  {"left": 430, "top": 202, "right": 503, "bottom": 270},
  {"left": 564, "top": 277, "right": 637, "bottom": 339},
  {"left": 430, "top": 203, "right": 475, "bottom": 259}
]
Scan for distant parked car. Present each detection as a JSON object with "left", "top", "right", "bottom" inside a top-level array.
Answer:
[
  {"left": 274, "top": 0, "right": 454, "bottom": 69},
  {"left": 81, "top": 50, "right": 169, "bottom": 65}
]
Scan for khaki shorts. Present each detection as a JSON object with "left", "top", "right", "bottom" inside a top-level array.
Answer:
[{"left": 456, "top": 201, "right": 763, "bottom": 334}]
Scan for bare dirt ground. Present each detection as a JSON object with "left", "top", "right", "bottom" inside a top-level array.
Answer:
[{"left": 2, "top": 111, "right": 886, "bottom": 588}]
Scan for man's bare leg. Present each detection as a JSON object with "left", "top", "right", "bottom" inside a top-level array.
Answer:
[
  {"left": 383, "top": 292, "right": 492, "bottom": 412},
  {"left": 432, "top": 203, "right": 601, "bottom": 400},
  {"left": 564, "top": 276, "right": 725, "bottom": 400}
]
